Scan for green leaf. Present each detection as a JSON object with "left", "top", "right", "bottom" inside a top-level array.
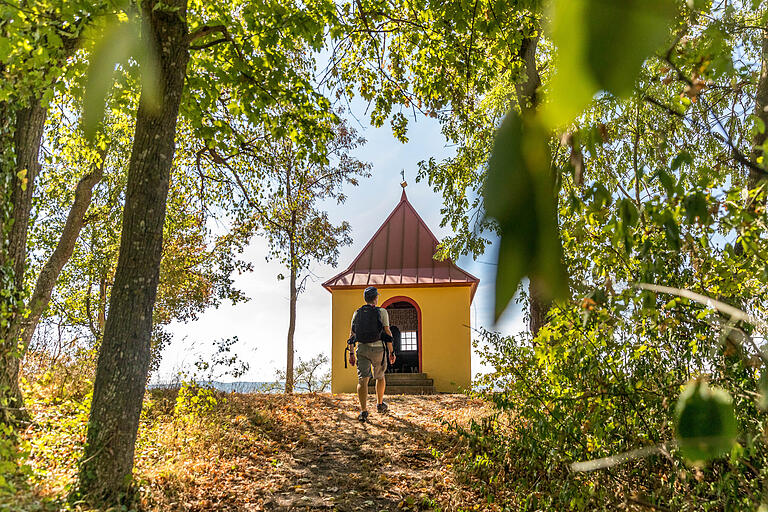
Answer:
[
  {"left": 656, "top": 169, "right": 676, "bottom": 197},
  {"left": 671, "top": 151, "right": 694, "bottom": 171},
  {"left": 675, "top": 380, "right": 737, "bottom": 464},
  {"left": 544, "top": 0, "right": 598, "bottom": 126},
  {"left": 683, "top": 191, "right": 709, "bottom": 224},
  {"left": 755, "top": 116, "right": 766, "bottom": 135},
  {"left": 618, "top": 198, "right": 639, "bottom": 249},
  {"left": 585, "top": 0, "right": 677, "bottom": 96},
  {"left": 688, "top": 0, "right": 710, "bottom": 11},
  {"left": 619, "top": 198, "right": 639, "bottom": 228},
  {"left": 134, "top": 18, "right": 161, "bottom": 114},
  {"left": 485, "top": 112, "right": 567, "bottom": 320},
  {"left": 83, "top": 18, "right": 159, "bottom": 139},
  {"left": 545, "top": 0, "right": 676, "bottom": 126},
  {"left": 0, "top": 38, "right": 11, "bottom": 63},
  {"left": 83, "top": 22, "right": 138, "bottom": 138},
  {"left": 587, "top": 183, "right": 612, "bottom": 210},
  {"left": 16, "top": 168, "right": 28, "bottom": 192},
  {"left": 662, "top": 214, "right": 680, "bottom": 250}
]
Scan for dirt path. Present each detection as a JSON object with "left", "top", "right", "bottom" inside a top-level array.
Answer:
[{"left": 141, "top": 393, "right": 489, "bottom": 511}]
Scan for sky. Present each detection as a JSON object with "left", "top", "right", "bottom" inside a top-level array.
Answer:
[{"left": 153, "top": 108, "right": 526, "bottom": 384}]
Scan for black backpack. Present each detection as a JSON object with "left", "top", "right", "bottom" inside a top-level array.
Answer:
[{"left": 352, "top": 305, "right": 383, "bottom": 343}]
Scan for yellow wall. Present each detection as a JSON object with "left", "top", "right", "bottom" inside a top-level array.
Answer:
[{"left": 330, "top": 286, "right": 472, "bottom": 393}]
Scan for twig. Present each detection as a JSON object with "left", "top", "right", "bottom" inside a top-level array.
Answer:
[
  {"left": 571, "top": 443, "right": 674, "bottom": 472},
  {"left": 634, "top": 283, "right": 768, "bottom": 335}
]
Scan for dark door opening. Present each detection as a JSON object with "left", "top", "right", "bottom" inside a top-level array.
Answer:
[{"left": 385, "top": 300, "right": 419, "bottom": 373}]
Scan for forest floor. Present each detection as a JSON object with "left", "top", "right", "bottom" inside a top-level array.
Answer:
[{"left": 14, "top": 392, "right": 492, "bottom": 511}]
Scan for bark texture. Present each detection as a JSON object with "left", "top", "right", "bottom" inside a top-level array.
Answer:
[
  {"left": 285, "top": 261, "right": 297, "bottom": 394},
  {"left": 0, "top": 34, "right": 81, "bottom": 422},
  {"left": 8, "top": 104, "right": 47, "bottom": 290},
  {"left": 284, "top": 176, "right": 297, "bottom": 394},
  {"left": 0, "top": 101, "right": 47, "bottom": 421},
  {"left": 528, "top": 281, "right": 550, "bottom": 338},
  {"left": 78, "top": 0, "right": 189, "bottom": 503},
  {"left": 0, "top": 102, "right": 20, "bottom": 423}
]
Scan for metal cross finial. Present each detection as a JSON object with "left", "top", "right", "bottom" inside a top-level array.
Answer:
[{"left": 400, "top": 169, "right": 407, "bottom": 189}]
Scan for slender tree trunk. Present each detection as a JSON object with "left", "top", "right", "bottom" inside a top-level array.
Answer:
[
  {"left": 514, "top": 35, "right": 541, "bottom": 112},
  {"left": 19, "top": 157, "right": 105, "bottom": 352},
  {"left": 514, "top": 33, "right": 551, "bottom": 338},
  {"left": 528, "top": 283, "right": 550, "bottom": 337},
  {"left": 77, "top": 0, "right": 189, "bottom": 503},
  {"left": 749, "top": 22, "right": 768, "bottom": 191},
  {"left": 0, "top": 101, "right": 47, "bottom": 422},
  {"left": 0, "top": 102, "right": 22, "bottom": 424},
  {"left": 285, "top": 241, "right": 297, "bottom": 394},
  {"left": 0, "top": 30, "right": 78, "bottom": 425},
  {"left": 8, "top": 104, "right": 47, "bottom": 291},
  {"left": 98, "top": 272, "right": 108, "bottom": 332}
]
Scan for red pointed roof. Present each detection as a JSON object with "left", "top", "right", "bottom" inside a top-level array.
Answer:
[{"left": 322, "top": 189, "right": 479, "bottom": 300}]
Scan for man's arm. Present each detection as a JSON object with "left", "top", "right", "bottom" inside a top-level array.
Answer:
[
  {"left": 379, "top": 308, "right": 395, "bottom": 356},
  {"left": 383, "top": 326, "right": 394, "bottom": 351},
  {"left": 383, "top": 325, "right": 395, "bottom": 363}
]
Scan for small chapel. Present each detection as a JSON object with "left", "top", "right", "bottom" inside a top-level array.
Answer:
[{"left": 323, "top": 184, "right": 479, "bottom": 394}]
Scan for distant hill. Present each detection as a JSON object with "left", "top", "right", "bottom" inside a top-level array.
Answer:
[{"left": 147, "top": 380, "right": 321, "bottom": 393}]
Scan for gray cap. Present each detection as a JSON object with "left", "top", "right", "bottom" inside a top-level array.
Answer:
[{"left": 364, "top": 286, "right": 378, "bottom": 302}]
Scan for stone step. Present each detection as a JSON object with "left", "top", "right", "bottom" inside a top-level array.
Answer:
[
  {"left": 383, "top": 372, "right": 428, "bottom": 380},
  {"left": 372, "top": 385, "right": 435, "bottom": 395},
  {"left": 369, "top": 378, "right": 433, "bottom": 387}
]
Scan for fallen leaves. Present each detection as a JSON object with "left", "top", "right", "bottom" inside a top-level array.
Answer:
[{"left": 22, "top": 392, "right": 491, "bottom": 511}]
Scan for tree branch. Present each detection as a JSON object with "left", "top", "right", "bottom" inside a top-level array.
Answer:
[
  {"left": 20, "top": 148, "right": 107, "bottom": 353},
  {"left": 190, "top": 37, "right": 228, "bottom": 51},
  {"left": 187, "top": 24, "right": 227, "bottom": 44}
]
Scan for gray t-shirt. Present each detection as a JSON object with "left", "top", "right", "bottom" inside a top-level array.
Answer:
[{"left": 350, "top": 307, "right": 390, "bottom": 330}]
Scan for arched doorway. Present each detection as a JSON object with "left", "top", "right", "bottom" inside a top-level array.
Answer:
[{"left": 382, "top": 296, "right": 421, "bottom": 373}]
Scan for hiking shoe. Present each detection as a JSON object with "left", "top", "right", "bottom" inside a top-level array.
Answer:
[
  {"left": 357, "top": 410, "right": 369, "bottom": 423},
  {"left": 376, "top": 401, "right": 388, "bottom": 414}
]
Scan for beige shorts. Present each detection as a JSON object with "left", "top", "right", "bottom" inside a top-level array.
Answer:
[{"left": 356, "top": 342, "right": 386, "bottom": 381}]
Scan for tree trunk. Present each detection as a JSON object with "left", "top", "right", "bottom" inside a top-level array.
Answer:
[
  {"left": 77, "top": 0, "right": 189, "bottom": 504},
  {"left": 0, "top": 28, "right": 79, "bottom": 425},
  {"left": 0, "top": 102, "right": 22, "bottom": 424},
  {"left": 19, "top": 157, "right": 105, "bottom": 353},
  {"left": 8, "top": 104, "right": 47, "bottom": 291},
  {"left": 0, "top": 101, "right": 47, "bottom": 422},
  {"left": 98, "top": 272, "right": 108, "bottom": 332},
  {"left": 285, "top": 248, "right": 297, "bottom": 394},
  {"left": 528, "top": 281, "right": 551, "bottom": 337},
  {"left": 514, "top": 35, "right": 541, "bottom": 112},
  {"left": 514, "top": 33, "right": 552, "bottom": 338},
  {"left": 749, "top": 22, "right": 768, "bottom": 191}
]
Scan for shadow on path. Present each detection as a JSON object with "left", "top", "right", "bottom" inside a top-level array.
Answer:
[{"left": 260, "top": 394, "right": 463, "bottom": 511}]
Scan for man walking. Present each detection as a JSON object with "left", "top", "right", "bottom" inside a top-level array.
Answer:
[{"left": 348, "top": 286, "right": 396, "bottom": 422}]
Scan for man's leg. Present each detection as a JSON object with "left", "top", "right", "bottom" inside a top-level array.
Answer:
[
  {"left": 357, "top": 377, "right": 370, "bottom": 411},
  {"left": 375, "top": 377, "right": 385, "bottom": 404}
]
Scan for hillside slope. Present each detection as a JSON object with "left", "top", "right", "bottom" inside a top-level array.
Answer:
[{"left": 19, "top": 392, "right": 490, "bottom": 511}]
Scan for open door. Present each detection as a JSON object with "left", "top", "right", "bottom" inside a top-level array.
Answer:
[{"left": 383, "top": 298, "right": 420, "bottom": 373}]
